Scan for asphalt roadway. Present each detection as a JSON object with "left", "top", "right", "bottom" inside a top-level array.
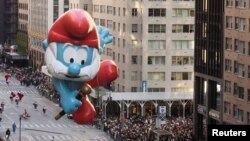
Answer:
[{"left": 0, "top": 72, "right": 112, "bottom": 141}]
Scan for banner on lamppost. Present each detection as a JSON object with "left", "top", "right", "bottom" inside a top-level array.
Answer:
[
  {"left": 142, "top": 80, "right": 147, "bottom": 93},
  {"left": 159, "top": 106, "right": 166, "bottom": 114}
]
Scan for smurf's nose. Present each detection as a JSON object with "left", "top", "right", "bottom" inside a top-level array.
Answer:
[{"left": 68, "top": 63, "right": 80, "bottom": 76}]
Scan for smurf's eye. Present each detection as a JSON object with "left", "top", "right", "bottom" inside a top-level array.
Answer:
[
  {"left": 63, "top": 47, "right": 76, "bottom": 64},
  {"left": 81, "top": 60, "right": 85, "bottom": 65},
  {"left": 75, "top": 49, "right": 88, "bottom": 65}
]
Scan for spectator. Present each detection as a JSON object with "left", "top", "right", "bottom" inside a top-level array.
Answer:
[
  {"left": 12, "top": 122, "right": 16, "bottom": 133},
  {"left": 5, "top": 128, "right": 10, "bottom": 140},
  {"left": 33, "top": 101, "right": 38, "bottom": 109},
  {"left": 42, "top": 106, "right": 46, "bottom": 114}
]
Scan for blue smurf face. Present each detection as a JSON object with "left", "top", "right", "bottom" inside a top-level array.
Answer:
[{"left": 56, "top": 43, "right": 94, "bottom": 77}]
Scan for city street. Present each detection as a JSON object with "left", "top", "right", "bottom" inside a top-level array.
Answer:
[{"left": 0, "top": 72, "right": 111, "bottom": 141}]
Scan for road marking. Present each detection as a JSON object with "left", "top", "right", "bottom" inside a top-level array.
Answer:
[
  {"left": 45, "top": 124, "right": 51, "bottom": 128},
  {"left": 40, "top": 124, "right": 45, "bottom": 128},
  {"left": 25, "top": 135, "right": 35, "bottom": 141},
  {"left": 56, "top": 123, "right": 62, "bottom": 128},
  {"left": 62, "top": 124, "right": 67, "bottom": 128}
]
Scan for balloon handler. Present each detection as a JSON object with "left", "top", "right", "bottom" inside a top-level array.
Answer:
[{"left": 42, "top": 9, "right": 118, "bottom": 124}]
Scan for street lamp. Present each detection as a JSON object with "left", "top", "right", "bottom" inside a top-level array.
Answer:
[
  {"left": 19, "top": 115, "right": 22, "bottom": 141},
  {"left": 95, "top": 88, "right": 100, "bottom": 118}
]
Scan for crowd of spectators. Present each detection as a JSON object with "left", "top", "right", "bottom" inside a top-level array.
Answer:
[
  {"left": 2, "top": 65, "right": 194, "bottom": 141},
  {"left": 4, "top": 65, "right": 59, "bottom": 103},
  {"left": 95, "top": 115, "right": 193, "bottom": 141}
]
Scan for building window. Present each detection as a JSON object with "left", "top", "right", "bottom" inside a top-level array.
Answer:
[
  {"left": 171, "top": 87, "right": 192, "bottom": 92},
  {"left": 107, "top": 20, "right": 112, "bottom": 29},
  {"left": 113, "top": 7, "right": 116, "bottom": 15},
  {"left": 131, "top": 56, "right": 137, "bottom": 64},
  {"left": 83, "top": 4, "right": 88, "bottom": 11},
  {"left": 172, "top": 24, "right": 194, "bottom": 33},
  {"left": 112, "top": 52, "right": 115, "bottom": 60},
  {"left": 148, "top": 56, "right": 165, "bottom": 65},
  {"left": 248, "top": 89, "right": 250, "bottom": 101},
  {"left": 224, "top": 101, "right": 231, "bottom": 114},
  {"left": 248, "top": 42, "right": 250, "bottom": 55},
  {"left": 113, "top": 22, "right": 116, "bottom": 30},
  {"left": 123, "top": 55, "right": 126, "bottom": 63},
  {"left": 172, "top": 40, "right": 194, "bottom": 49},
  {"left": 131, "top": 71, "right": 137, "bottom": 81},
  {"left": 118, "top": 23, "right": 120, "bottom": 32},
  {"left": 237, "top": 63, "right": 245, "bottom": 77},
  {"left": 249, "top": 19, "right": 250, "bottom": 32},
  {"left": 226, "top": 0, "right": 233, "bottom": 7},
  {"left": 107, "top": 6, "right": 113, "bottom": 14},
  {"left": 172, "top": 56, "right": 194, "bottom": 65},
  {"left": 113, "top": 37, "right": 116, "bottom": 45},
  {"left": 234, "top": 61, "right": 245, "bottom": 77},
  {"left": 226, "top": 16, "right": 233, "bottom": 29},
  {"left": 248, "top": 66, "right": 250, "bottom": 79},
  {"left": 123, "top": 8, "right": 126, "bottom": 16},
  {"left": 131, "top": 87, "right": 137, "bottom": 92},
  {"left": 171, "top": 72, "right": 192, "bottom": 80},
  {"left": 118, "top": 53, "right": 120, "bottom": 62},
  {"left": 123, "top": 23, "right": 126, "bottom": 32},
  {"left": 225, "top": 38, "right": 233, "bottom": 50},
  {"left": 148, "top": 8, "right": 166, "bottom": 17},
  {"left": 233, "top": 83, "right": 244, "bottom": 99},
  {"left": 100, "top": 19, "right": 105, "bottom": 27},
  {"left": 148, "top": 88, "right": 165, "bottom": 92},
  {"left": 237, "top": 108, "right": 244, "bottom": 122},
  {"left": 132, "top": 24, "right": 138, "bottom": 33},
  {"left": 148, "top": 40, "right": 166, "bottom": 50},
  {"left": 100, "top": 5, "right": 106, "bottom": 13},
  {"left": 148, "top": 57, "right": 152, "bottom": 64},
  {"left": 235, "top": 0, "right": 246, "bottom": 8},
  {"left": 172, "top": 8, "right": 194, "bottom": 17},
  {"left": 224, "top": 80, "right": 231, "bottom": 93},
  {"left": 225, "top": 59, "right": 232, "bottom": 72},
  {"left": 107, "top": 48, "right": 112, "bottom": 56},
  {"left": 233, "top": 83, "right": 237, "bottom": 95},
  {"left": 132, "top": 8, "right": 138, "bottom": 16},
  {"left": 233, "top": 105, "right": 237, "bottom": 118},
  {"left": 118, "top": 7, "right": 120, "bottom": 16},
  {"left": 235, "top": 17, "right": 246, "bottom": 31},
  {"left": 94, "top": 5, "right": 99, "bottom": 12},
  {"left": 148, "top": 24, "right": 166, "bottom": 33},
  {"left": 247, "top": 112, "right": 250, "bottom": 125},
  {"left": 123, "top": 39, "right": 126, "bottom": 48},
  {"left": 235, "top": 39, "right": 245, "bottom": 54},
  {"left": 122, "top": 70, "right": 125, "bottom": 79},
  {"left": 237, "top": 86, "right": 244, "bottom": 99},
  {"left": 148, "top": 72, "right": 165, "bottom": 81},
  {"left": 118, "top": 38, "right": 120, "bottom": 47}
]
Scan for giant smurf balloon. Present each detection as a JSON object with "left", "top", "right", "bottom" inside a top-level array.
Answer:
[{"left": 42, "top": 9, "right": 118, "bottom": 124}]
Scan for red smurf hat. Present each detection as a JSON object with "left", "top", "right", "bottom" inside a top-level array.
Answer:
[{"left": 48, "top": 9, "right": 99, "bottom": 50}]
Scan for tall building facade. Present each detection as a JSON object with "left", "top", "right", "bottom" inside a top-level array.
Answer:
[
  {"left": 28, "top": 0, "right": 69, "bottom": 70},
  {"left": 0, "top": 0, "right": 18, "bottom": 45},
  {"left": 0, "top": 0, "right": 4, "bottom": 44},
  {"left": 194, "top": 0, "right": 250, "bottom": 140},
  {"left": 85, "top": 0, "right": 195, "bottom": 93},
  {"left": 69, "top": 0, "right": 92, "bottom": 14},
  {"left": 194, "top": 0, "right": 224, "bottom": 140},
  {"left": 224, "top": 0, "right": 250, "bottom": 125},
  {"left": 17, "top": 0, "right": 29, "bottom": 54}
]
